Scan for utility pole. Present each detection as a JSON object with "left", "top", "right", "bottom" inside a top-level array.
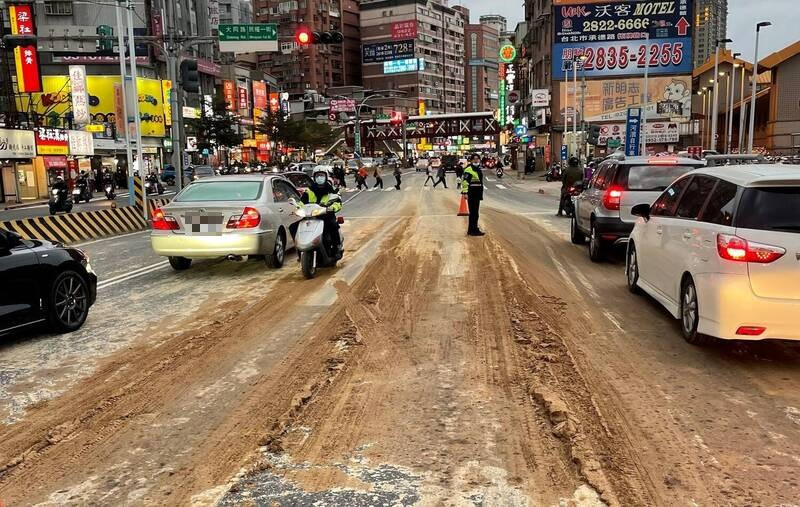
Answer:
[
  {"left": 115, "top": 2, "right": 135, "bottom": 207},
  {"left": 125, "top": 0, "right": 147, "bottom": 219}
]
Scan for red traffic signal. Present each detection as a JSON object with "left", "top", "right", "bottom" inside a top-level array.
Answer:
[
  {"left": 390, "top": 111, "right": 405, "bottom": 125},
  {"left": 296, "top": 27, "right": 313, "bottom": 45}
]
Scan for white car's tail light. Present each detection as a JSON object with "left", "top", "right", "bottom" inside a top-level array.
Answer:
[
  {"left": 736, "top": 326, "right": 766, "bottom": 336},
  {"left": 602, "top": 187, "right": 623, "bottom": 211},
  {"left": 226, "top": 207, "right": 261, "bottom": 229},
  {"left": 716, "top": 234, "right": 786, "bottom": 263},
  {"left": 152, "top": 208, "right": 179, "bottom": 230}
]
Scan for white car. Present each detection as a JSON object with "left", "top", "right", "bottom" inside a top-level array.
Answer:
[{"left": 626, "top": 164, "right": 800, "bottom": 344}]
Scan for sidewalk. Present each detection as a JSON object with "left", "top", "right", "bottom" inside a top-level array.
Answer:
[
  {"left": 3, "top": 190, "right": 126, "bottom": 210},
  {"left": 503, "top": 172, "right": 563, "bottom": 196}
]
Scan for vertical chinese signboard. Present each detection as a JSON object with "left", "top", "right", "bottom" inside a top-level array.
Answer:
[
  {"left": 8, "top": 4, "right": 42, "bottom": 93},
  {"left": 222, "top": 80, "right": 236, "bottom": 111},
  {"left": 498, "top": 64, "right": 507, "bottom": 126},
  {"left": 161, "top": 79, "right": 173, "bottom": 126},
  {"left": 69, "top": 65, "right": 90, "bottom": 125},
  {"left": 252, "top": 81, "right": 267, "bottom": 122}
]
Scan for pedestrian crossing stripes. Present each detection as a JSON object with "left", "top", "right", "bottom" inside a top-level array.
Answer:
[{"left": 1, "top": 197, "right": 172, "bottom": 245}]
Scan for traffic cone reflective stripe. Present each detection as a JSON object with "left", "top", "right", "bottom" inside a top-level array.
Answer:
[{"left": 457, "top": 194, "right": 469, "bottom": 216}]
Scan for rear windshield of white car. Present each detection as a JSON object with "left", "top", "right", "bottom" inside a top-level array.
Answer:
[
  {"left": 176, "top": 181, "right": 263, "bottom": 202},
  {"left": 736, "top": 187, "right": 800, "bottom": 233},
  {"left": 619, "top": 165, "right": 698, "bottom": 191},
  {"left": 194, "top": 167, "right": 215, "bottom": 176}
]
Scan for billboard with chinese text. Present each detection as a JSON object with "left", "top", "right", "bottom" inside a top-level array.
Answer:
[
  {"left": 557, "top": 74, "right": 691, "bottom": 123},
  {"left": 553, "top": 0, "right": 692, "bottom": 78}
]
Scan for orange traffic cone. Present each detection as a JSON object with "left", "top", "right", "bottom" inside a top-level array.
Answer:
[{"left": 457, "top": 194, "right": 469, "bottom": 216}]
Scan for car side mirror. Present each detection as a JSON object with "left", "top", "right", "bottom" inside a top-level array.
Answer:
[
  {"left": 288, "top": 197, "right": 297, "bottom": 207},
  {"left": 631, "top": 203, "right": 651, "bottom": 220}
]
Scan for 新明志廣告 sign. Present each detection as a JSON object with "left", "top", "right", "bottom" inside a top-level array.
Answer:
[
  {"left": 362, "top": 40, "right": 415, "bottom": 64},
  {"left": 553, "top": 0, "right": 692, "bottom": 78}
]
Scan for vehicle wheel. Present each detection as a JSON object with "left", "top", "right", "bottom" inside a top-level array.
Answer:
[
  {"left": 167, "top": 177, "right": 175, "bottom": 186},
  {"left": 301, "top": 251, "right": 316, "bottom": 279},
  {"left": 168, "top": 256, "right": 192, "bottom": 271},
  {"left": 570, "top": 214, "right": 586, "bottom": 244},
  {"left": 265, "top": 230, "right": 285, "bottom": 268},
  {"left": 47, "top": 270, "right": 90, "bottom": 332},
  {"left": 680, "top": 277, "right": 713, "bottom": 345},
  {"left": 588, "top": 223, "right": 605, "bottom": 262},
  {"left": 49, "top": 205, "right": 57, "bottom": 216},
  {"left": 65, "top": 204, "right": 73, "bottom": 213},
  {"left": 626, "top": 243, "right": 642, "bottom": 294}
]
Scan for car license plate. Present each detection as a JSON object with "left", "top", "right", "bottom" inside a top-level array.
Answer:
[{"left": 184, "top": 212, "right": 224, "bottom": 235}]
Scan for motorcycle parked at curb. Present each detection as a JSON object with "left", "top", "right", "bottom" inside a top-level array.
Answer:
[
  {"left": 290, "top": 199, "right": 344, "bottom": 279},
  {"left": 545, "top": 164, "right": 562, "bottom": 182},
  {"left": 49, "top": 188, "right": 73, "bottom": 215}
]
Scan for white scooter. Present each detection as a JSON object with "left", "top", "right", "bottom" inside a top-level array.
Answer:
[{"left": 290, "top": 199, "right": 344, "bottom": 279}]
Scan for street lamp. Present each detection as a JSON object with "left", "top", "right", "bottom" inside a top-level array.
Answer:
[
  {"left": 747, "top": 22, "right": 771, "bottom": 153},
  {"left": 711, "top": 38, "right": 732, "bottom": 151},
  {"left": 727, "top": 52, "right": 741, "bottom": 153},
  {"left": 352, "top": 90, "right": 407, "bottom": 160}
]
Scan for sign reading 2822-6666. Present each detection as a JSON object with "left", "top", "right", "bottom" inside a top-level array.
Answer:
[
  {"left": 362, "top": 40, "right": 415, "bottom": 64},
  {"left": 552, "top": 0, "right": 692, "bottom": 78}
]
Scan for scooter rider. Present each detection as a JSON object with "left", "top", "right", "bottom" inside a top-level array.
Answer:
[
  {"left": 558, "top": 156, "right": 583, "bottom": 217},
  {"left": 301, "top": 169, "right": 343, "bottom": 258},
  {"left": 53, "top": 174, "right": 68, "bottom": 194}
]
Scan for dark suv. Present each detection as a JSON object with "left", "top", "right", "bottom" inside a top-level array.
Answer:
[
  {"left": 571, "top": 155, "right": 706, "bottom": 261},
  {"left": 442, "top": 155, "right": 460, "bottom": 172}
]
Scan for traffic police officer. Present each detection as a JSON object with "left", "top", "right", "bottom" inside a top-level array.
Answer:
[{"left": 461, "top": 153, "right": 485, "bottom": 236}]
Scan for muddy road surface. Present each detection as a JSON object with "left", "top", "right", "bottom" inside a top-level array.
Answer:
[{"left": 1, "top": 173, "right": 800, "bottom": 506}]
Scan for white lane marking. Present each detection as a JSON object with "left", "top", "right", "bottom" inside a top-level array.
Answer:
[
  {"left": 405, "top": 187, "right": 412, "bottom": 191},
  {"left": 486, "top": 177, "right": 496, "bottom": 182},
  {"left": 383, "top": 187, "right": 394, "bottom": 192},
  {"left": 74, "top": 229, "right": 150, "bottom": 248},
  {"left": 544, "top": 246, "right": 580, "bottom": 296},
  {"left": 97, "top": 260, "right": 170, "bottom": 290},
  {"left": 496, "top": 184, "right": 507, "bottom": 190},
  {"left": 343, "top": 189, "right": 365, "bottom": 204},
  {"left": 573, "top": 269, "right": 601, "bottom": 301}
]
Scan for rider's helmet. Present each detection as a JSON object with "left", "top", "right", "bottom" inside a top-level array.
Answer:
[{"left": 313, "top": 168, "right": 328, "bottom": 186}]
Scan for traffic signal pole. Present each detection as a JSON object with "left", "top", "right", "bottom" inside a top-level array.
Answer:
[
  {"left": 125, "top": 0, "right": 147, "bottom": 219},
  {"left": 114, "top": 2, "right": 135, "bottom": 208}
]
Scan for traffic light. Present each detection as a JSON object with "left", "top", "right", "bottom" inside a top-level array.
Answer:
[
  {"left": 390, "top": 111, "right": 405, "bottom": 125},
  {"left": 96, "top": 25, "right": 113, "bottom": 54},
  {"left": 587, "top": 124, "right": 602, "bottom": 145},
  {"left": 295, "top": 26, "right": 344, "bottom": 45},
  {"left": 180, "top": 59, "right": 200, "bottom": 93}
]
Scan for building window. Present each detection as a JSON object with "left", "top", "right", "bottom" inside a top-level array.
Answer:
[{"left": 44, "top": 1, "right": 73, "bottom": 15}]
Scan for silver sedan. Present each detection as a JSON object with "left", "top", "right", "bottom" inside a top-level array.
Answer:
[{"left": 150, "top": 175, "right": 301, "bottom": 270}]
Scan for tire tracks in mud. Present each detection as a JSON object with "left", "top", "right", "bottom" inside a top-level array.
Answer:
[{"left": 0, "top": 217, "right": 407, "bottom": 505}]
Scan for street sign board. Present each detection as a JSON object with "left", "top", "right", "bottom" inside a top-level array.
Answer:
[
  {"left": 625, "top": 107, "right": 642, "bottom": 157},
  {"left": 219, "top": 24, "right": 278, "bottom": 53},
  {"left": 330, "top": 98, "right": 356, "bottom": 113},
  {"left": 561, "top": 145, "right": 568, "bottom": 161},
  {"left": 514, "top": 125, "right": 526, "bottom": 136},
  {"left": 508, "top": 90, "right": 521, "bottom": 105}
]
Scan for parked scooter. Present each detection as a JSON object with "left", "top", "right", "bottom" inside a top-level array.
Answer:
[
  {"left": 49, "top": 187, "right": 73, "bottom": 215},
  {"left": 545, "top": 164, "right": 562, "bottom": 182},
  {"left": 290, "top": 199, "right": 344, "bottom": 279}
]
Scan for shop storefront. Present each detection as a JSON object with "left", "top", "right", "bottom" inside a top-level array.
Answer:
[{"left": 1, "top": 128, "right": 39, "bottom": 204}]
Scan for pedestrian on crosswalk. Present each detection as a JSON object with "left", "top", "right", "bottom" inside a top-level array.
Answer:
[
  {"left": 372, "top": 168, "right": 384, "bottom": 189},
  {"left": 356, "top": 165, "right": 368, "bottom": 190},
  {"left": 423, "top": 165, "right": 435, "bottom": 186},
  {"left": 394, "top": 166, "right": 402, "bottom": 190},
  {"left": 433, "top": 164, "right": 447, "bottom": 188}
]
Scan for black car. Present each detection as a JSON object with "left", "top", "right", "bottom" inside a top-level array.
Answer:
[
  {"left": 442, "top": 155, "right": 461, "bottom": 172},
  {"left": 0, "top": 228, "right": 97, "bottom": 336}
]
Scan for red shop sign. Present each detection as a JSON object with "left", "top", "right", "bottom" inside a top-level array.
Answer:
[{"left": 8, "top": 4, "right": 42, "bottom": 93}]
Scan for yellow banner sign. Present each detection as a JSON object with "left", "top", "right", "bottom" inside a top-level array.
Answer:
[{"left": 22, "top": 76, "right": 170, "bottom": 137}]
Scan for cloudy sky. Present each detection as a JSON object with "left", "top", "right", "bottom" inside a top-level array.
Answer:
[{"left": 452, "top": 0, "right": 797, "bottom": 61}]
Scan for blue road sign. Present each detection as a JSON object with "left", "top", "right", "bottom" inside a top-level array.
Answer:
[
  {"left": 514, "top": 125, "right": 526, "bottom": 136},
  {"left": 625, "top": 107, "right": 642, "bottom": 157},
  {"left": 561, "top": 145, "right": 568, "bottom": 160}
]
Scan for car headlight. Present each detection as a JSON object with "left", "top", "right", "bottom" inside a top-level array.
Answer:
[{"left": 84, "top": 261, "right": 95, "bottom": 275}]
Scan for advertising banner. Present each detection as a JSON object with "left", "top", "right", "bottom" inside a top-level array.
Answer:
[
  {"left": 237, "top": 86, "right": 249, "bottom": 111},
  {"left": 384, "top": 58, "right": 425, "bottom": 74},
  {"left": 269, "top": 93, "right": 280, "bottom": 114},
  {"left": 392, "top": 21, "right": 417, "bottom": 39},
  {"left": 362, "top": 40, "right": 415, "bottom": 64},
  {"left": 35, "top": 127, "right": 69, "bottom": 155},
  {"left": 68, "top": 130, "right": 95, "bottom": 156},
  {"left": 20, "top": 76, "right": 169, "bottom": 137},
  {"left": 553, "top": 0, "right": 692, "bottom": 78},
  {"left": 161, "top": 80, "right": 173, "bottom": 126},
  {"left": 330, "top": 99, "right": 356, "bottom": 113},
  {"left": 598, "top": 121, "right": 679, "bottom": 145},
  {"left": 558, "top": 74, "right": 691, "bottom": 123},
  {"left": 531, "top": 89, "right": 551, "bottom": 108},
  {"left": 252, "top": 81, "right": 267, "bottom": 109},
  {"left": 0, "top": 128, "right": 36, "bottom": 158},
  {"left": 625, "top": 107, "right": 642, "bottom": 156},
  {"left": 8, "top": 4, "right": 42, "bottom": 93},
  {"left": 69, "top": 66, "right": 90, "bottom": 125}
]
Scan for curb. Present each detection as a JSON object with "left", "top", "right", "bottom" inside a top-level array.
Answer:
[{"left": 2, "top": 197, "right": 171, "bottom": 245}]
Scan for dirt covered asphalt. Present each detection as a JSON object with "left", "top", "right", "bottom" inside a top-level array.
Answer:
[{"left": 2, "top": 173, "right": 800, "bottom": 506}]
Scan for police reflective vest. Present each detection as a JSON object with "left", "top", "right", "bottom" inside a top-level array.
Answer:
[
  {"left": 460, "top": 166, "right": 483, "bottom": 194},
  {"left": 304, "top": 188, "right": 342, "bottom": 213}
]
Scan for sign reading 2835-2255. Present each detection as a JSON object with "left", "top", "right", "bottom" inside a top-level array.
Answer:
[{"left": 552, "top": 0, "right": 692, "bottom": 78}]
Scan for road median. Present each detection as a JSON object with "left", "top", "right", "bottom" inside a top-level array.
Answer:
[{"left": 1, "top": 198, "right": 171, "bottom": 244}]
